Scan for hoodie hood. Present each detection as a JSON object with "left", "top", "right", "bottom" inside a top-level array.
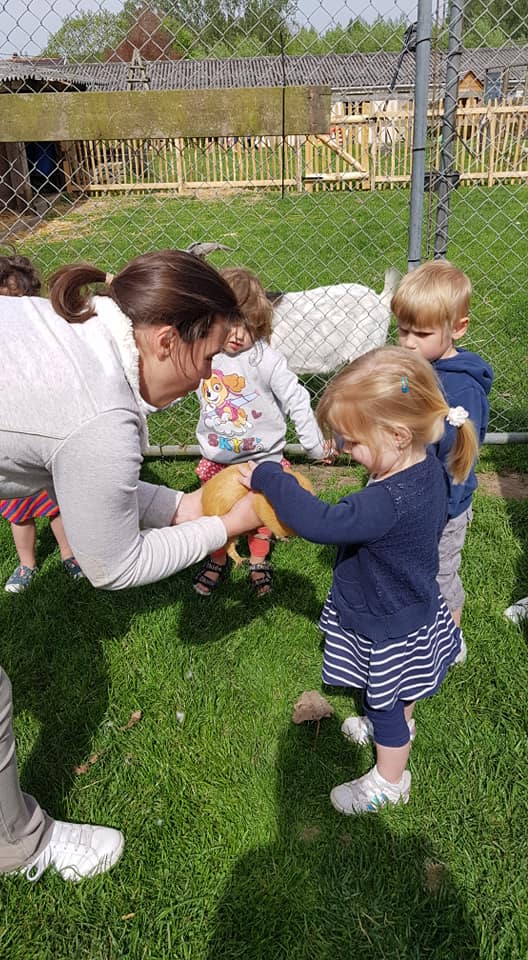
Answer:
[
  {"left": 433, "top": 347, "right": 494, "bottom": 518},
  {"left": 433, "top": 348, "right": 493, "bottom": 397}
]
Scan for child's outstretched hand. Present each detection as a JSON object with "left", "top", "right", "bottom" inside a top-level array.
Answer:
[{"left": 238, "top": 460, "right": 258, "bottom": 489}]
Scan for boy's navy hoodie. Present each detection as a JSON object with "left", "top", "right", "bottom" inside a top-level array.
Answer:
[{"left": 433, "top": 347, "right": 493, "bottom": 519}]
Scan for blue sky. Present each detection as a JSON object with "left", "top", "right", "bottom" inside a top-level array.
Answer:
[{"left": 0, "top": 0, "right": 418, "bottom": 57}]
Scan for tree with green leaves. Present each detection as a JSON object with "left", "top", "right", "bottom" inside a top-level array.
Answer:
[
  {"left": 463, "top": 0, "right": 528, "bottom": 43},
  {"left": 43, "top": 9, "right": 129, "bottom": 61},
  {"left": 286, "top": 17, "right": 407, "bottom": 55},
  {"left": 150, "top": 0, "right": 296, "bottom": 55}
]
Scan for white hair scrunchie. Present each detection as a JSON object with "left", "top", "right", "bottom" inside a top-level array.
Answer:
[{"left": 446, "top": 406, "right": 469, "bottom": 428}]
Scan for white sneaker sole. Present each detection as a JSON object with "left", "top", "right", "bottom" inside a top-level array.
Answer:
[
  {"left": 504, "top": 598, "right": 528, "bottom": 625},
  {"left": 59, "top": 832, "right": 125, "bottom": 882},
  {"left": 330, "top": 770, "right": 411, "bottom": 815}
]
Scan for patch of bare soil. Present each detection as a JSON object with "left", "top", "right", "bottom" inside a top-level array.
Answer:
[
  {"left": 294, "top": 463, "right": 362, "bottom": 493},
  {"left": 477, "top": 471, "right": 528, "bottom": 499},
  {"left": 295, "top": 465, "right": 528, "bottom": 499}
]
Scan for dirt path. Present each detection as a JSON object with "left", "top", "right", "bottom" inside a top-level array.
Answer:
[
  {"left": 476, "top": 471, "right": 528, "bottom": 498},
  {"left": 299, "top": 465, "right": 528, "bottom": 499}
]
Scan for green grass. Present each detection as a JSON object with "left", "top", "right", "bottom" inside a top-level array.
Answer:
[
  {"left": 3, "top": 185, "right": 527, "bottom": 956},
  {"left": 0, "top": 457, "right": 527, "bottom": 959},
  {"left": 20, "top": 184, "right": 528, "bottom": 437}
]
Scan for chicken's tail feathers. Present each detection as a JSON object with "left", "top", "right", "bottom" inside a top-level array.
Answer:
[{"left": 381, "top": 266, "right": 401, "bottom": 303}]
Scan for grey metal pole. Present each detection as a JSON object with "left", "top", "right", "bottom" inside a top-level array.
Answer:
[
  {"left": 434, "top": 0, "right": 465, "bottom": 258},
  {"left": 407, "top": 0, "right": 433, "bottom": 271},
  {"left": 144, "top": 434, "right": 528, "bottom": 458}
]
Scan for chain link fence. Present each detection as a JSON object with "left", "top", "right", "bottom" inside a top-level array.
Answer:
[{"left": 1, "top": 0, "right": 527, "bottom": 450}]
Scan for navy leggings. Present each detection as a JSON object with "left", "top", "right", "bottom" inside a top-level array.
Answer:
[{"left": 363, "top": 693, "right": 411, "bottom": 748}]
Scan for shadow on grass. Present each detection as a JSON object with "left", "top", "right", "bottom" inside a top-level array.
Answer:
[
  {"left": 0, "top": 524, "right": 179, "bottom": 818},
  {"left": 206, "top": 722, "right": 479, "bottom": 960},
  {"left": 176, "top": 561, "right": 323, "bottom": 646},
  {"left": 503, "top": 495, "right": 528, "bottom": 633}
]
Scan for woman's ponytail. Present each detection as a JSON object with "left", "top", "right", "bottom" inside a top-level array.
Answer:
[
  {"left": 48, "top": 250, "right": 240, "bottom": 338},
  {"left": 48, "top": 263, "right": 107, "bottom": 323}
]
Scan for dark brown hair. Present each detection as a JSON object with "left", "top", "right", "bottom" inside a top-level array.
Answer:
[
  {"left": 0, "top": 252, "right": 42, "bottom": 296},
  {"left": 48, "top": 249, "right": 242, "bottom": 341}
]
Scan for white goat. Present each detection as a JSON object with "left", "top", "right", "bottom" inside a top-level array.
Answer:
[{"left": 269, "top": 267, "right": 400, "bottom": 374}]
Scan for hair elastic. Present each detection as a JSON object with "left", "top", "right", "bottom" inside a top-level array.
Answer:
[
  {"left": 105, "top": 272, "right": 114, "bottom": 286},
  {"left": 446, "top": 406, "right": 469, "bottom": 428},
  {"left": 401, "top": 375, "right": 409, "bottom": 394}
]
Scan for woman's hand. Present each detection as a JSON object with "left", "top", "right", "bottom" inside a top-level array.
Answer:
[
  {"left": 237, "top": 460, "right": 258, "bottom": 490},
  {"left": 221, "top": 492, "right": 260, "bottom": 538},
  {"left": 171, "top": 487, "right": 203, "bottom": 525}
]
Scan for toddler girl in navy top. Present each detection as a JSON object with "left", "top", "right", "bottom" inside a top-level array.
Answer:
[{"left": 239, "top": 345, "right": 479, "bottom": 815}]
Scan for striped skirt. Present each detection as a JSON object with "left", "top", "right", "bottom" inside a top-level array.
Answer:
[
  {"left": 320, "top": 591, "right": 462, "bottom": 711},
  {"left": 0, "top": 491, "right": 60, "bottom": 524}
]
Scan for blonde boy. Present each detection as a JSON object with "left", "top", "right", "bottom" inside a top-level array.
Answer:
[{"left": 392, "top": 260, "right": 493, "bottom": 626}]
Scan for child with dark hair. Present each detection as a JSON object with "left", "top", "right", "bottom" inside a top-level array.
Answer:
[
  {"left": 0, "top": 251, "right": 83, "bottom": 592},
  {"left": 0, "top": 252, "right": 42, "bottom": 296}
]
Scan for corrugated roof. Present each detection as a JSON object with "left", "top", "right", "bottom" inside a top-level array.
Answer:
[{"left": 0, "top": 47, "right": 526, "bottom": 94}]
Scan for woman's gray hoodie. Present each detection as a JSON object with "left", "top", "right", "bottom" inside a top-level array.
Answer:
[{"left": 0, "top": 294, "right": 226, "bottom": 588}]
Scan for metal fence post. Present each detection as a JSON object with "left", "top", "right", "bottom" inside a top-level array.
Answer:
[
  {"left": 434, "top": 0, "right": 465, "bottom": 259},
  {"left": 407, "top": 0, "right": 432, "bottom": 271}
]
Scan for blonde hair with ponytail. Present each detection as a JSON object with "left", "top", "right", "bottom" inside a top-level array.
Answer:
[{"left": 316, "top": 346, "right": 478, "bottom": 484}]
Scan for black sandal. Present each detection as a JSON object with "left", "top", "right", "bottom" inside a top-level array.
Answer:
[
  {"left": 193, "top": 558, "right": 227, "bottom": 596},
  {"left": 248, "top": 561, "right": 273, "bottom": 598}
]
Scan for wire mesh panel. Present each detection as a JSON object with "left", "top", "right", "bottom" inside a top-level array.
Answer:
[{"left": 1, "top": 0, "right": 527, "bottom": 447}]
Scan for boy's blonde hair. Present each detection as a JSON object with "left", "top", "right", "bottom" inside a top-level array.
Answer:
[
  {"left": 220, "top": 267, "right": 273, "bottom": 343},
  {"left": 316, "top": 345, "right": 478, "bottom": 484},
  {"left": 391, "top": 260, "right": 471, "bottom": 332}
]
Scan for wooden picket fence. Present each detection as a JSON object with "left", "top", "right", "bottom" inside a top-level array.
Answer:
[{"left": 60, "top": 99, "right": 528, "bottom": 195}]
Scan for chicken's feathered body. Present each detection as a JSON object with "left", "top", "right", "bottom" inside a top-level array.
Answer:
[
  {"left": 201, "top": 463, "right": 314, "bottom": 564},
  {"left": 269, "top": 267, "right": 400, "bottom": 374}
]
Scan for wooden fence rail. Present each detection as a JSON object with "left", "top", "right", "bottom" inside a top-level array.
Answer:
[{"left": 60, "top": 100, "right": 528, "bottom": 195}]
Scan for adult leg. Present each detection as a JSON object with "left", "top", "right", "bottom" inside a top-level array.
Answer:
[
  {"left": 0, "top": 667, "right": 124, "bottom": 881},
  {"left": 0, "top": 666, "right": 53, "bottom": 873}
]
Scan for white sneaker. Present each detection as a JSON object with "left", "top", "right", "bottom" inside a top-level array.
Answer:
[
  {"left": 454, "top": 637, "right": 468, "bottom": 665},
  {"left": 504, "top": 597, "right": 528, "bottom": 625},
  {"left": 330, "top": 764, "right": 411, "bottom": 815},
  {"left": 14, "top": 820, "right": 124, "bottom": 882},
  {"left": 341, "top": 715, "right": 416, "bottom": 745}
]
